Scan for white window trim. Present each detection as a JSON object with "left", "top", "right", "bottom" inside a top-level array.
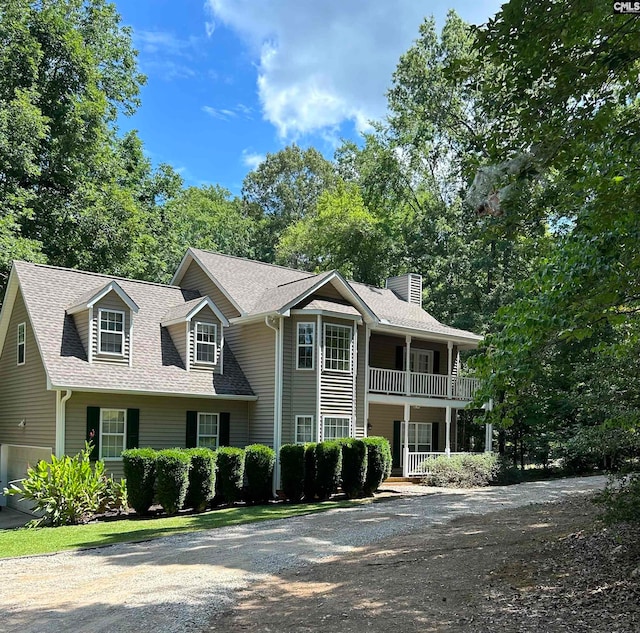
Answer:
[
  {"left": 193, "top": 321, "right": 218, "bottom": 365},
  {"left": 322, "top": 415, "right": 352, "bottom": 441},
  {"left": 323, "top": 323, "right": 353, "bottom": 373},
  {"left": 100, "top": 408, "right": 127, "bottom": 461},
  {"left": 17, "top": 322, "right": 25, "bottom": 366},
  {"left": 197, "top": 412, "right": 219, "bottom": 448},
  {"left": 410, "top": 349, "right": 434, "bottom": 374},
  {"left": 295, "top": 415, "right": 315, "bottom": 444},
  {"left": 296, "top": 322, "right": 315, "bottom": 370},
  {"left": 98, "top": 308, "right": 125, "bottom": 356},
  {"left": 402, "top": 421, "right": 433, "bottom": 454}
]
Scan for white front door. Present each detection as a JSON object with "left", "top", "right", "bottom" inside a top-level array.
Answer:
[{"left": 410, "top": 349, "right": 434, "bottom": 374}]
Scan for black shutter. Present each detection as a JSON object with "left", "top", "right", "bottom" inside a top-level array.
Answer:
[
  {"left": 392, "top": 420, "right": 401, "bottom": 468},
  {"left": 433, "top": 350, "right": 441, "bottom": 374},
  {"left": 395, "top": 346, "right": 404, "bottom": 370},
  {"left": 126, "top": 409, "right": 139, "bottom": 449},
  {"left": 186, "top": 411, "right": 197, "bottom": 448},
  {"left": 219, "top": 412, "right": 230, "bottom": 447},
  {"left": 432, "top": 422, "right": 440, "bottom": 452},
  {"left": 86, "top": 406, "right": 100, "bottom": 461}
]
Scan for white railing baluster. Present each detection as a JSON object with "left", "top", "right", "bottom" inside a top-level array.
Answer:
[{"left": 369, "top": 368, "right": 479, "bottom": 400}]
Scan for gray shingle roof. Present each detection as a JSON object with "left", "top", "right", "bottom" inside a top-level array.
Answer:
[
  {"left": 189, "top": 250, "right": 481, "bottom": 342},
  {"left": 15, "top": 262, "right": 254, "bottom": 398},
  {"left": 161, "top": 297, "right": 206, "bottom": 324},
  {"left": 300, "top": 298, "right": 362, "bottom": 316}
]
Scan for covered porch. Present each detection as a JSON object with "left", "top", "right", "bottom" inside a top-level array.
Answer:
[{"left": 368, "top": 401, "right": 493, "bottom": 477}]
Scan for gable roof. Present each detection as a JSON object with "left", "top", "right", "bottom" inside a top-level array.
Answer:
[
  {"left": 161, "top": 296, "right": 230, "bottom": 328},
  {"left": 67, "top": 280, "right": 139, "bottom": 315},
  {"left": 179, "top": 249, "right": 481, "bottom": 344},
  {"left": 9, "top": 261, "right": 254, "bottom": 399}
]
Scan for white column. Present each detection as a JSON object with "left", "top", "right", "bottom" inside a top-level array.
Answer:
[
  {"left": 403, "top": 402, "right": 410, "bottom": 477},
  {"left": 447, "top": 340, "right": 453, "bottom": 399},
  {"left": 0, "top": 443, "right": 8, "bottom": 506},
  {"left": 485, "top": 398, "right": 494, "bottom": 453},
  {"left": 445, "top": 406, "right": 452, "bottom": 457},
  {"left": 405, "top": 335, "right": 412, "bottom": 396}
]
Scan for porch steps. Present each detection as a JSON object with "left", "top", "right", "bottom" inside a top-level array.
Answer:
[{"left": 385, "top": 476, "right": 422, "bottom": 484}]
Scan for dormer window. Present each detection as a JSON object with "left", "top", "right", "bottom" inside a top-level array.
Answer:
[
  {"left": 195, "top": 321, "right": 217, "bottom": 364},
  {"left": 99, "top": 309, "right": 125, "bottom": 355}
]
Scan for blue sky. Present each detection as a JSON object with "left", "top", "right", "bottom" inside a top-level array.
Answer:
[{"left": 114, "top": 0, "right": 503, "bottom": 195}]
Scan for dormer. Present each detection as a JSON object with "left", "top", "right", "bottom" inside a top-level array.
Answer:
[
  {"left": 161, "top": 296, "right": 230, "bottom": 373},
  {"left": 67, "top": 281, "right": 139, "bottom": 366}
]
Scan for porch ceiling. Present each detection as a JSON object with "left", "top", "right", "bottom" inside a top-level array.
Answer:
[{"left": 368, "top": 393, "right": 472, "bottom": 409}]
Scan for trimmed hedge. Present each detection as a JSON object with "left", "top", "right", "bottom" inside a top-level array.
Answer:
[
  {"left": 303, "top": 443, "right": 318, "bottom": 501},
  {"left": 122, "top": 448, "right": 157, "bottom": 515},
  {"left": 362, "top": 436, "right": 391, "bottom": 495},
  {"left": 341, "top": 439, "right": 368, "bottom": 499},
  {"left": 280, "top": 444, "right": 306, "bottom": 502},
  {"left": 185, "top": 447, "right": 217, "bottom": 512},
  {"left": 244, "top": 444, "right": 276, "bottom": 504},
  {"left": 155, "top": 449, "right": 191, "bottom": 515},
  {"left": 216, "top": 447, "right": 245, "bottom": 504},
  {"left": 316, "top": 441, "right": 342, "bottom": 499}
]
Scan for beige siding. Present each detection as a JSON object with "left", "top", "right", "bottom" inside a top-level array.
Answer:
[
  {"left": 225, "top": 321, "right": 275, "bottom": 446},
  {"left": 65, "top": 391, "right": 250, "bottom": 479},
  {"left": 73, "top": 308, "right": 90, "bottom": 357},
  {"left": 167, "top": 322, "right": 188, "bottom": 367},
  {"left": 179, "top": 260, "right": 241, "bottom": 319},
  {"left": 0, "top": 288, "right": 56, "bottom": 448},
  {"left": 282, "top": 316, "right": 317, "bottom": 445},
  {"left": 311, "top": 284, "right": 345, "bottom": 302},
  {"left": 355, "top": 324, "right": 366, "bottom": 438},
  {"left": 319, "top": 316, "right": 357, "bottom": 438},
  {"left": 189, "top": 306, "right": 223, "bottom": 374},
  {"left": 92, "top": 292, "right": 131, "bottom": 365}
]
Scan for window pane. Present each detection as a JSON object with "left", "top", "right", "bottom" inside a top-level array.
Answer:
[
  {"left": 195, "top": 323, "right": 217, "bottom": 363},
  {"left": 324, "top": 325, "right": 351, "bottom": 372},
  {"left": 323, "top": 417, "right": 350, "bottom": 440},
  {"left": 198, "top": 413, "right": 219, "bottom": 448},
  {"left": 101, "top": 410, "right": 125, "bottom": 459},
  {"left": 296, "top": 416, "right": 314, "bottom": 443},
  {"left": 101, "top": 332, "right": 123, "bottom": 354},
  {"left": 297, "top": 324, "right": 314, "bottom": 369}
]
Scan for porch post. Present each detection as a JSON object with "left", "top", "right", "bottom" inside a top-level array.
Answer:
[
  {"left": 405, "top": 335, "right": 412, "bottom": 396},
  {"left": 484, "top": 398, "right": 494, "bottom": 452},
  {"left": 403, "top": 402, "right": 410, "bottom": 477},
  {"left": 447, "top": 340, "right": 453, "bottom": 399},
  {"left": 445, "top": 406, "right": 452, "bottom": 457}
]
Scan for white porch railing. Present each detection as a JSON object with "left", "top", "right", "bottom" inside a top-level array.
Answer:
[
  {"left": 405, "top": 451, "right": 468, "bottom": 476},
  {"left": 369, "top": 367, "right": 479, "bottom": 400}
]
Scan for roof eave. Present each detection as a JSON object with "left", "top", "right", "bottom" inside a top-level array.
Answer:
[{"left": 371, "top": 322, "right": 483, "bottom": 346}]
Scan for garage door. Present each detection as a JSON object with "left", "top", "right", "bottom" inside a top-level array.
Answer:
[{"left": 2, "top": 445, "right": 52, "bottom": 512}]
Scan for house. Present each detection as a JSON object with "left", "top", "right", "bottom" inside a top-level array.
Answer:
[{"left": 0, "top": 248, "right": 485, "bottom": 507}]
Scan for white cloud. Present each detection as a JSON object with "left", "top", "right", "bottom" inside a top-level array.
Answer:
[
  {"left": 134, "top": 30, "right": 203, "bottom": 80},
  {"left": 205, "top": 21, "right": 215, "bottom": 38},
  {"left": 202, "top": 104, "right": 253, "bottom": 121},
  {"left": 241, "top": 149, "right": 266, "bottom": 170},
  {"left": 205, "top": 1, "right": 499, "bottom": 139}
]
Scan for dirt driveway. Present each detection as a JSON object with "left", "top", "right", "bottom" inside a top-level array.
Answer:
[{"left": 0, "top": 477, "right": 608, "bottom": 633}]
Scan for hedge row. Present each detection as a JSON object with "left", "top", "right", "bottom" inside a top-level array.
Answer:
[
  {"left": 122, "top": 444, "right": 275, "bottom": 515},
  {"left": 279, "top": 436, "right": 392, "bottom": 502}
]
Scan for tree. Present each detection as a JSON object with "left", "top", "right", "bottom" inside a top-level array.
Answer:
[
  {"left": 242, "top": 144, "right": 337, "bottom": 261},
  {"left": 0, "top": 0, "right": 146, "bottom": 287}
]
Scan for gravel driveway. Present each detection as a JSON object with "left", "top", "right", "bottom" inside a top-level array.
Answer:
[{"left": 0, "top": 476, "right": 605, "bottom": 633}]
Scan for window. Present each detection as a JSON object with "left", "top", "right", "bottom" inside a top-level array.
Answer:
[
  {"left": 323, "top": 324, "right": 352, "bottom": 372},
  {"left": 198, "top": 412, "right": 219, "bottom": 448},
  {"left": 99, "top": 309, "right": 124, "bottom": 355},
  {"left": 100, "top": 409, "right": 126, "bottom": 459},
  {"left": 295, "top": 415, "right": 315, "bottom": 443},
  {"left": 410, "top": 349, "right": 434, "bottom": 374},
  {"left": 195, "top": 322, "right": 217, "bottom": 364},
  {"left": 323, "top": 416, "right": 351, "bottom": 440},
  {"left": 297, "top": 322, "right": 315, "bottom": 370},
  {"left": 17, "top": 322, "right": 25, "bottom": 365},
  {"left": 402, "top": 422, "right": 432, "bottom": 453}
]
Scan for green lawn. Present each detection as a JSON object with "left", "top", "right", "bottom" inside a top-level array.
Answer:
[{"left": 0, "top": 500, "right": 359, "bottom": 559}]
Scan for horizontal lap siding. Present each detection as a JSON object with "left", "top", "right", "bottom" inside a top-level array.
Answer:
[
  {"left": 167, "top": 322, "right": 188, "bottom": 367},
  {"left": 0, "top": 288, "right": 56, "bottom": 448},
  {"left": 189, "top": 306, "right": 223, "bottom": 374},
  {"left": 225, "top": 322, "right": 275, "bottom": 446},
  {"left": 74, "top": 309, "right": 90, "bottom": 357},
  {"left": 179, "top": 261, "right": 240, "bottom": 320},
  {"left": 92, "top": 293, "right": 131, "bottom": 365},
  {"left": 355, "top": 324, "right": 366, "bottom": 437},
  {"left": 65, "top": 392, "right": 250, "bottom": 479},
  {"left": 283, "top": 317, "right": 317, "bottom": 445}
]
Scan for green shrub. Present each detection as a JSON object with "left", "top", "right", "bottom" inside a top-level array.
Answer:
[
  {"left": 316, "top": 441, "right": 342, "bottom": 499},
  {"left": 155, "top": 449, "right": 191, "bottom": 516},
  {"left": 562, "top": 430, "right": 601, "bottom": 474},
  {"left": 422, "top": 453, "right": 499, "bottom": 488},
  {"left": 303, "top": 443, "right": 317, "bottom": 501},
  {"left": 99, "top": 475, "right": 128, "bottom": 514},
  {"left": 280, "top": 444, "right": 306, "bottom": 502},
  {"left": 244, "top": 444, "right": 276, "bottom": 504},
  {"left": 185, "top": 448, "right": 217, "bottom": 512},
  {"left": 596, "top": 473, "right": 640, "bottom": 524},
  {"left": 563, "top": 425, "right": 640, "bottom": 474},
  {"left": 215, "top": 447, "right": 245, "bottom": 504},
  {"left": 122, "top": 448, "right": 157, "bottom": 515},
  {"left": 4, "top": 442, "right": 116, "bottom": 527},
  {"left": 341, "top": 439, "right": 367, "bottom": 499},
  {"left": 493, "top": 455, "right": 524, "bottom": 485},
  {"left": 363, "top": 436, "right": 392, "bottom": 495}
]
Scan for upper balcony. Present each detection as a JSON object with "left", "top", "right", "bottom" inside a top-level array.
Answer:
[{"left": 368, "top": 367, "right": 479, "bottom": 401}]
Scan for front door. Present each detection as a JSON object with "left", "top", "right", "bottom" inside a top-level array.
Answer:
[{"left": 400, "top": 422, "right": 432, "bottom": 465}]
